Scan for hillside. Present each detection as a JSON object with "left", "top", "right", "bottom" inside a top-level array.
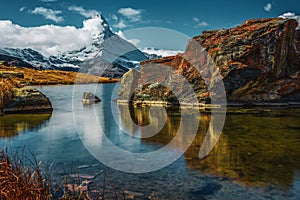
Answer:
[
  {"left": 0, "top": 64, "right": 119, "bottom": 85},
  {"left": 119, "top": 18, "right": 300, "bottom": 106}
]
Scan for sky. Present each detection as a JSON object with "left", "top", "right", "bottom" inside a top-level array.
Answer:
[{"left": 0, "top": 0, "right": 299, "bottom": 54}]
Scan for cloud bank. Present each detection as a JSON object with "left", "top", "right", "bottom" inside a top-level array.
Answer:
[{"left": 0, "top": 17, "right": 105, "bottom": 56}]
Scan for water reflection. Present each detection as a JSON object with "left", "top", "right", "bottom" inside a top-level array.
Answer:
[
  {"left": 119, "top": 105, "right": 300, "bottom": 187},
  {"left": 0, "top": 114, "right": 52, "bottom": 137}
]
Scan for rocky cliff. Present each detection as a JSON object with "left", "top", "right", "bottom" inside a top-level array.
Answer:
[{"left": 119, "top": 18, "right": 300, "bottom": 105}]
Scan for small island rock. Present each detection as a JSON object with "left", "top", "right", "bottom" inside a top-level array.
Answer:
[{"left": 82, "top": 92, "right": 101, "bottom": 104}]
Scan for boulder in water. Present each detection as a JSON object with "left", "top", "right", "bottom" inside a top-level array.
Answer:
[{"left": 82, "top": 92, "right": 101, "bottom": 104}]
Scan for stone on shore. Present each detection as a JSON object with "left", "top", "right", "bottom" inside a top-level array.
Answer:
[{"left": 3, "top": 87, "right": 53, "bottom": 115}]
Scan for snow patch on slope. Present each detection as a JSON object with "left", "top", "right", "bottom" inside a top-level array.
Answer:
[{"left": 142, "top": 47, "right": 183, "bottom": 57}]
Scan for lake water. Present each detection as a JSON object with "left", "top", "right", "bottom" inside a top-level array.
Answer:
[{"left": 1, "top": 84, "right": 300, "bottom": 199}]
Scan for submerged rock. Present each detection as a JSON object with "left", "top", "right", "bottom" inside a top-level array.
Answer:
[
  {"left": 119, "top": 18, "right": 300, "bottom": 105},
  {"left": 3, "top": 87, "right": 53, "bottom": 114}
]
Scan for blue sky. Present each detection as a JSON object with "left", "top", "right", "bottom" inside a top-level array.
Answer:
[{"left": 0, "top": 0, "right": 299, "bottom": 51}]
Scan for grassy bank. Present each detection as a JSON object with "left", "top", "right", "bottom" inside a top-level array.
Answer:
[
  {"left": 0, "top": 64, "right": 119, "bottom": 114},
  {"left": 0, "top": 79, "right": 18, "bottom": 110},
  {"left": 0, "top": 65, "right": 119, "bottom": 85}
]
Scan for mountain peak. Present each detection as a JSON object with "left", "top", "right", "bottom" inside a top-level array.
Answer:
[{"left": 0, "top": 14, "right": 148, "bottom": 77}]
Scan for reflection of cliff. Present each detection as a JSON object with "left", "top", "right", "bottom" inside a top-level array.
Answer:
[
  {"left": 0, "top": 114, "right": 51, "bottom": 137},
  {"left": 119, "top": 106, "right": 300, "bottom": 187}
]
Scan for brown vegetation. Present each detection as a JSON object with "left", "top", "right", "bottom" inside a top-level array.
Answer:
[
  {"left": 0, "top": 149, "right": 52, "bottom": 199},
  {"left": 0, "top": 149, "right": 127, "bottom": 199},
  {"left": 0, "top": 64, "right": 119, "bottom": 114},
  {"left": 0, "top": 79, "right": 18, "bottom": 109},
  {"left": 0, "top": 65, "right": 119, "bottom": 85}
]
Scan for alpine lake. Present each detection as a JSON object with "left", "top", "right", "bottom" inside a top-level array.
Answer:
[{"left": 1, "top": 83, "right": 300, "bottom": 199}]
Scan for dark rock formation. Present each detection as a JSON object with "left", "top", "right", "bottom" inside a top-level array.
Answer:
[
  {"left": 3, "top": 87, "right": 53, "bottom": 114},
  {"left": 82, "top": 92, "right": 101, "bottom": 104},
  {"left": 119, "top": 18, "right": 300, "bottom": 105}
]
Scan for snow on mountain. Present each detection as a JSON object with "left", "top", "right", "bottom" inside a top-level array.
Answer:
[
  {"left": 142, "top": 47, "right": 183, "bottom": 57},
  {"left": 0, "top": 14, "right": 148, "bottom": 77}
]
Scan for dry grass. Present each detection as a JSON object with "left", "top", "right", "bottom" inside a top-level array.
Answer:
[
  {"left": 0, "top": 65, "right": 119, "bottom": 85},
  {"left": 0, "top": 149, "right": 128, "bottom": 200},
  {"left": 0, "top": 149, "right": 52, "bottom": 199},
  {"left": 0, "top": 79, "right": 18, "bottom": 109},
  {"left": 0, "top": 65, "right": 118, "bottom": 113}
]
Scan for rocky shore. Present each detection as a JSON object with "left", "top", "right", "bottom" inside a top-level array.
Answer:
[
  {"left": 3, "top": 87, "right": 53, "bottom": 115},
  {"left": 0, "top": 64, "right": 119, "bottom": 115},
  {"left": 118, "top": 18, "right": 300, "bottom": 107}
]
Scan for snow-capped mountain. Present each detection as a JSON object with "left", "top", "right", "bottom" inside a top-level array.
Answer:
[{"left": 0, "top": 14, "right": 148, "bottom": 77}]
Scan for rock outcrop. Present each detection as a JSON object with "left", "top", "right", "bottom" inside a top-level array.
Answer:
[
  {"left": 3, "top": 87, "right": 53, "bottom": 114},
  {"left": 82, "top": 92, "right": 101, "bottom": 104},
  {"left": 119, "top": 18, "right": 300, "bottom": 105}
]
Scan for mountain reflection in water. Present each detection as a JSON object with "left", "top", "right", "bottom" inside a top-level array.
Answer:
[
  {"left": 0, "top": 114, "right": 52, "bottom": 137},
  {"left": 118, "top": 105, "right": 300, "bottom": 187}
]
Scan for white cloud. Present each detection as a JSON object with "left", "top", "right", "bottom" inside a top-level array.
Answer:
[
  {"left": 192, "top": 17, "right": 208, "bottom": 28},
  {"left": 117, "top": 7, "right": 142, "bottom": 22},
  {"left": 0, "top": 17, "right": 105, "bottom": 56},
  {"left": 68, "top": 6, "right": 99, "bottom": 18},
  {"left": 30, "top": 7, "right": 63, "bottom": 23},
  {"left": 142, "top": 47, "right": 183, "bottom": 57},
  {"left": 19, "top": 6, "right": 26, "bottom": 12},
  {"left": 113, "top": 20, "right": 127, "bottom": 29},
  {"left": 194, "top": 21, "right": 208, "bottom": 28},
  {"left": 264, "top": 3, "right": 272, "bottom": 12},
  {"left": 193, "top": 17, "right": 200, "bottom": 22},
  {"left": 111, "top": 14, "right": 118, "bottom": 21},
  {"left": 115, "top": 31, "right": 141, "bottom": 46},
  {"left": 279, "top": 12, "right": 300, "bottom": 29}
]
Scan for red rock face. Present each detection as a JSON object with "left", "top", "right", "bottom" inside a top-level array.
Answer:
[
  {"left": 119, "top": 18, "right": 300, "bottom": 104},
  {"left": 190, "top": 18, "right": 300, "bottom": 102}
]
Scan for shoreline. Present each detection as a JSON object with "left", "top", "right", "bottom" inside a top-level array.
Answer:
[{"left": 117, "top": 99, "right": 300, "bottom": 109}]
